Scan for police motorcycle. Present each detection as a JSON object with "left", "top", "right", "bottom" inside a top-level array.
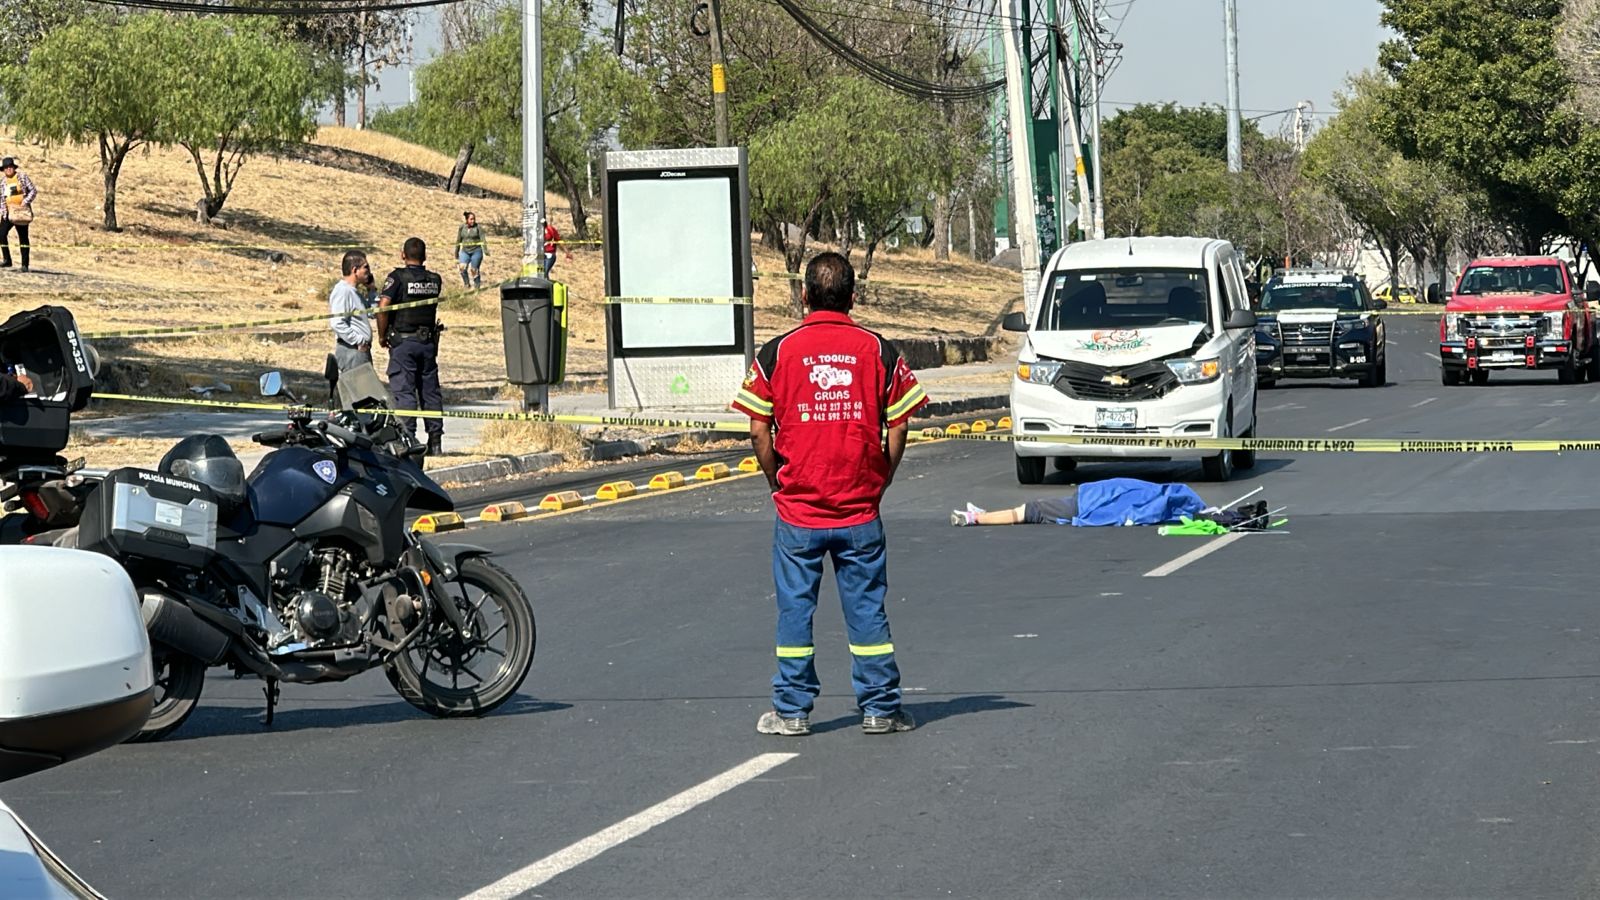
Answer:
[{"left": 5, "top": 357, "right": 537, "bottom": 742}]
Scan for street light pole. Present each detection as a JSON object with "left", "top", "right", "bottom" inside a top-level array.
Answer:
[
  {"left": 1224, "top": 0, "right": 1242, "bottom": 173},
  {"left": 522, "top": 0, "right": 546, "bottom": 277}
]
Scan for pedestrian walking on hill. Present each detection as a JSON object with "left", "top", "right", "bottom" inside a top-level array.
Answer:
[
  {"left": 0, "top": 158, "right": 37, "bottom": 273},
  {"left": 376, "top": 237, "right": 445, "bottom": 457},
  {"left": 329, "top": 250, "right": 375, "bottom": 374},
  {"left": 543, "top": 222, "right": 561, "bottom": 276},
  {"left": 456, "top": 211, "right": 487, "bottom": 289},
  {"left": 731, "top": 251, "right": 929, "bottom": 737}
]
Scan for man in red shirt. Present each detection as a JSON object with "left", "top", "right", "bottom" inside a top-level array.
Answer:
[
  {"left": 731, "top": 252, "right": 928, "bottom": 736},
  {"left": 543, "top": 223, "right": 560, "bottom": 276}
]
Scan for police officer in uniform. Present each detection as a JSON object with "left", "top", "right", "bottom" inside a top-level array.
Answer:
[{"left": 376, "top": 237, "right": 445, "bottom": 456}]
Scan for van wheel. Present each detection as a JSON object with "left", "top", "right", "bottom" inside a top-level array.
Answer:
[
  {"left": 1016, "top": 455, "right": 1046, "bottom": 485},
  {"left": 1052, "top": 457, "right": 1077, "bottom": 472},
  {"left": 1235, "top": 425, "right": 1257, "bottom": 471},
  {"left": 1202, "top": 406, "right": 1234, "bottom": 482}
]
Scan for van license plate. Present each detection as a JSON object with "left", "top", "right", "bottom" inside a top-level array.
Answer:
[{"left": 1096, "top": 407, "right": 1137, "bottom": 429}]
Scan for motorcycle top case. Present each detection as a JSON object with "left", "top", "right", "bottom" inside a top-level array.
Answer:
[
  {"left": 78, "top": 468, "right": 219, "bottom": 566},
  {"left": 0, "top": 306, "right": 95, "bottom": 462}
]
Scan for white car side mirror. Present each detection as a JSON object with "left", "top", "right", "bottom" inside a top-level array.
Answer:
[{"left": 0, "top": 546, "right": 152, "bottom": 783}]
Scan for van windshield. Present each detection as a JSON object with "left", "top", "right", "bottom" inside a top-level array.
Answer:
[{"left": 1035, "top": 269, "right": 1211, "bottom": 331}]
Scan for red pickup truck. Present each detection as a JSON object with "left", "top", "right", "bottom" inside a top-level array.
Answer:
[{"left": 1439, "top": 256, "right": 1599, "bottom": 385}]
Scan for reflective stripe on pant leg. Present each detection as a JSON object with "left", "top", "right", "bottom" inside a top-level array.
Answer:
[
  {"left": 771, "top": 519, "right": 824, "bottom": 717},
  {"left": 833, "top": 518, "right": 901, "bottom": 716}
]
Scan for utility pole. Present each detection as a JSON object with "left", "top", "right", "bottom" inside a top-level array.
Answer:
[
  {"left": 1224, "top": 0, "right": 1242, "bottom": 173},
  {"left": 1002, "top": 0, "right": 1042, "bottom": 318},
  {"left": 1085, "top": 0, "right": 1105, "bottom": 240},
  {"left": 1293, "top": 100, "right": 1313, "bottom": 152},
  {"left": 707, "top": 0, "right": 731, "bottom": 146},
  {"left": 522, "top": 0, "right": 546, "bottom": 277}
]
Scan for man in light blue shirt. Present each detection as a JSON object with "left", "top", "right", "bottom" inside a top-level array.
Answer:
[{"left": 329, "top": 250, "right": 374, "bottom": 373}]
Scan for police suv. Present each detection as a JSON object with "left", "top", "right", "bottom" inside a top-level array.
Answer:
[{"left": 1254, "top": 269, "right": 1387, "bottom": 388}]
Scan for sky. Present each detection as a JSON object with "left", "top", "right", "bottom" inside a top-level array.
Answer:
[
  {"left": 362, "top": 0, "right": 1392, "bottom": 134},
  {"left": 1103, "top": 0, "right": 1391, "bottom": 132}
]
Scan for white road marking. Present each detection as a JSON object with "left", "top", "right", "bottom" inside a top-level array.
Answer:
[
  {"left": 1327, "top": 745, "right": 1415, "bottom": 752},
  {"left": 1326, "top": 418, "right": 1370, "bottom": 433},
  {"left": 1478, "top": 817, "right": 1515, "bottom": 824},
  {"left": 1261, "top": 402, "right": 1304, "bottom": 412},
  {"left": 1425, "top": 352, "right": 1442, "bottom": 363},
  {"left": 1164, "top": 757, "right": 1241, "bottom": 766},
  {"left": 461, "top": 753, "right": 798, "bottom": 900},
  {"left": 1549, "top": 739, "right": 1596, "bottom": 745},
  {"left": 1410, "top": 397, "right": 1438, "bottom": 409},
  {"left": 1535, "top": 417, "right": 1559, "bottom": 430},
  {"left": 1144, "top": 532, "right": 1248, "bottom": 578}
]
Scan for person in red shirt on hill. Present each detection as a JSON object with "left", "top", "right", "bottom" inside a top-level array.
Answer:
[
  {"left": 542, "top": 222, "right": 560, "bottom": 276},
  {"left": 731, "top": 251, "right": 928, "bottom": 737}
]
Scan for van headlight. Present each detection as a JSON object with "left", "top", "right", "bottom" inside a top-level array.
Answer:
[
  {"left": 1017, "top": 361, "right": 1063, "bottom": 385},
  {"left": 1166, "top": 357, "right": 1221, "bottom": 384}
]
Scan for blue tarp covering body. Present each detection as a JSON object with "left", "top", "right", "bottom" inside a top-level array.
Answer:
[{"left": 1069, "top": 478, "right": 1207, "bottom": 527}]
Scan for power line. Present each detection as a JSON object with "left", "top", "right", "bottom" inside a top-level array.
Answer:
[{"left": 770, "top": 0, "right": 1005, "bottom": 100}]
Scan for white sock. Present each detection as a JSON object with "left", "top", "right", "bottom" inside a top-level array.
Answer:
[{"left": 964, "top": 503, "right": 985, "bottom": 524}]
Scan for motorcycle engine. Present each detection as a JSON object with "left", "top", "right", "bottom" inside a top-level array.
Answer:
[{"left": 272, "top": 548, "right": 364, "bottom": 650}]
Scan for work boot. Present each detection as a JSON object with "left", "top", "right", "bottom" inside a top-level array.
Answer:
[
  {"left": 427, "top": 434, "right": 443, "bottom": 457},
  {"left": 862, "top": 709, "right": 916, "bottom": 734},
  {"left": 756, "top": 711, "right": 811, "bottom": 737}
]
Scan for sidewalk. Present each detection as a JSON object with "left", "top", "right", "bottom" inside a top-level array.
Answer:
[{"left": 76, "top": 359, "right": 1013, "bottom": 480}]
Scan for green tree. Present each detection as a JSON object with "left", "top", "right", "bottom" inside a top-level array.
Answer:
[
  {"left": 828, "top": 80, "right": 945, "bottom": 281},
  {"left": 6, "top": 14, "right": 172, "bottom": 230},
  {"left": 1378, "top": 0, "right": 1574, "bottom": 251},
  {"left": 0, "top": 0, "right": 87, "bottom": 59},
  {"left": 166, "top": 17, "right": 328, "bottom": 223}
]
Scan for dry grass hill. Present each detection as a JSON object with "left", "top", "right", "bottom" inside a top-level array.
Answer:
[{"left": 0, "top": 126, "right": 1020, "bottom": 465}]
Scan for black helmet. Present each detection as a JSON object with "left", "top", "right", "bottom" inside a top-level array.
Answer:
[{"left": 158, "top": 434, "right": 246, "bottom": 508}]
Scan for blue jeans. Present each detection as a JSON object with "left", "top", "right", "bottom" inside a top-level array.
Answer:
[
  {"left": 544, "top": 251, "right": 557, "bottom": 276},
  {"left": 457, "top": 248, "right": 484, "bottom": 285},
  {"left": 771, "top": 517, "right": 901, "bottom": 718}
]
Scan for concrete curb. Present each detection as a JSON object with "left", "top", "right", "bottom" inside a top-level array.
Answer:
[{"left": 426, "top": 395, "right": 1012, "bottom": 486}]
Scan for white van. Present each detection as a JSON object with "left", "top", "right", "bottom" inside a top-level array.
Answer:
[{"left": 1004, "top": 237, "right": 1259, "bottom": 482}]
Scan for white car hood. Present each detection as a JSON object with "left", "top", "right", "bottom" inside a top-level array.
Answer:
[{"left": 1027, "top": 323, "right": 1207, "bottom": 365}]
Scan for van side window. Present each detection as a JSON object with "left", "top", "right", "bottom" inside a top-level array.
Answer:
[{"left": 1219, "top": 260, "right": 1245, "bottom": 313}]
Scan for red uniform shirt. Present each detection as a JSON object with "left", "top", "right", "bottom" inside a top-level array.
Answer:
[
  {"left": 731, "top": 310, "right": 928, "bottom": 528},
  {"left": 543, "top": 224, "right": 559, "bottom": 254}
]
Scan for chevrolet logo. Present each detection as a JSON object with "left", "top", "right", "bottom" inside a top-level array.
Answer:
[{"left": 1102, "top": 373, "right": 1130, "bottom": 386}]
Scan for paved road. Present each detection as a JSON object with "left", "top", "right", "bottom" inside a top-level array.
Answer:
[{"left": 12, "top": 317, "right": 1600, "bottom": 898}]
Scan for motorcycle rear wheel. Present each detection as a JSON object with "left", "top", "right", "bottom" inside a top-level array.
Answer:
[
  {"left": 386, "top": 558, "right": 535, "bottom": 717},
  {"left": 127, "top": 648, "right": 206, "bottom": 743}
]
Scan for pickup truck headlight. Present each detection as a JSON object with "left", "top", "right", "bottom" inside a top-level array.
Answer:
[
  {"left": 1544, "top": 311, "right": 1567, "bottom": 338},
  {"left": 1166, "top": 357, "right": 1221, "bottom": 384},
  {"left": 1017, "top": 361, "right": 1063, "bottom": 385}
]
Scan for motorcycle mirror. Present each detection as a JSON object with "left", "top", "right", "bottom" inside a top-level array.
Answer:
[
  {"left": 259, "top": 371, "right": 283, "bottom": 398},
  {"left": 0, "top": 547, "right": 152, "bottom": 782}
]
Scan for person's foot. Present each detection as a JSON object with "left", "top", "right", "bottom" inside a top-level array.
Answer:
[
  {"left": 756, "top": 710, "right": 811, "bottom": 736},
  {"left": 950, "top": 503, "right": 985, "bottom": 526},
  {"left": 950, "top": 510, "right": 968, "bottom": 526},
  {"left": 862, "top": 709, "right": 915, "bottom": 734},
  {"left": 18, "top": 265, "right": 27, "bottom": 273},
  {"left": 1, "top": 262, "right": 12, "bottom": 269},
  {"left": 426, "top": 434, "right": 443, "bottom": 457}
]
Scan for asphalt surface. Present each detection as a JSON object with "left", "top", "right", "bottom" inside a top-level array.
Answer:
[{"left": 12, "top": 316, "right": 1600, "bottom": 898}]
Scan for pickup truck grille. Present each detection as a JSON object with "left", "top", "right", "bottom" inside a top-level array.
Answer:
[
  {"left": 1461, "top": 316, "right": 1542, "bottom": 339},
  {"left": 1053, "top": 360, "right": 1178, "bottom": 402}
]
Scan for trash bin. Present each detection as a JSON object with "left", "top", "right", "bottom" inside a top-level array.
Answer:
[{"left": 500, "top": 277, "right": 567, "bottom": 386}]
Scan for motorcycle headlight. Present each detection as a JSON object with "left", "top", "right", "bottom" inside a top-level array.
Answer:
[
  {"left": 1017, "top": 360, "right": 1063, "bottom": 385},
  {"left": 1166, "top": 357, "right": 1221, "bottom": 384}
]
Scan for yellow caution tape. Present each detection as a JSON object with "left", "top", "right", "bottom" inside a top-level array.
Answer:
[
  {"left": 602, "top": 296, "right": 753, "bottom": 305},
  {"left": 81, "top": 289, "right": 483, "bottom": 340}
]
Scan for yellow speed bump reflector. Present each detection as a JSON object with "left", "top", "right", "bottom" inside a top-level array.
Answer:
[
  {"left": 738, "top": 456, "right": 761, "bottom": 473},
  {"left": 479, "top": 502, "right": 528, "bottom": 522},
  {"left": 539, "top": 491, "right": 584, "bottom": 511},
  {"left": 946, "top": 423, "right": 970, "bottom": 435},
  {"left": 695, "top": 462, "right": 731, "bottom": 481},
  {"left": 971, "top": 419, "right": 995, "bottom": 433},
  {"left": 921, "top": 427, "right": 944, "bottom": 439},
  {"left": 998, "top": 416, "right": 1013, "bottom": 429},
  {"left": 596, "top": 480, "right": 637, "bottom": 501},
  {"left": 649, "top": 471, "right": 686, "bottom": 490},
  {"left": 412, "top": 512, "right": 465, "bottom": 534}
]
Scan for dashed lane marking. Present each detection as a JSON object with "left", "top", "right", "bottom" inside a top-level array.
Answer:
[
  {"left": 1326, "top": 418, "right": 1371, "bottom": 433},
  {"left": 1410, "top": 397, "right": 1437, "bottom": 409},
  {"left": 459, "top": 752, "right": 798, "bottom": 899},
  {"left": 1144, "top": 532, "right": 1248, "bottom": 578},
  {"left": 1425, "top": 352, "right": 1442, "bottom": 363}
]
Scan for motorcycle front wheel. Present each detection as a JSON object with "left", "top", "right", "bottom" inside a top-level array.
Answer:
[{"left": 385, "top": 558, "right": 536, "bottom": 717}]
